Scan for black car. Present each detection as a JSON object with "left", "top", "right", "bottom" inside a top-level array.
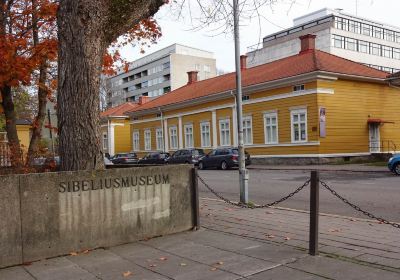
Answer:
[
  {"left": 168, "top": 149, "right": 205, "bottom": 166},
  {"left": 198, "top": 148, "right": 251, "bottom": 170},
  {"left": 138, "top": 152, "right": 170, "bottom": 165},
  {"left": 111, "top": 153, "right": 138, "bottom": 164}
]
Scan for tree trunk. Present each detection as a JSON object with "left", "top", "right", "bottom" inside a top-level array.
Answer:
[
  {"left": 26, "top": 0, "right": 49, "bottom": 165},
  {"left": 57, "top": 0, "right": 164, "bottom": 171},
  {"left": 57, "top": 2, "right": 107, "bottom": 171},
  {"left": 26, "top": 64, "right": 48, "bottom": 165},
  {"left": 0, "top": 86, "right": 23, "bottom": 167}
]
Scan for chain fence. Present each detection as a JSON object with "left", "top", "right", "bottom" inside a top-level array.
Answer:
[
  {"left": 319, "top": 180, "right": 400, "bottom": 229},
  {"left": 196, "top": 173, "right": 310, "bottom": 209},
  {"left": 196, "top": 172, "right": 400, "bottom": 229}
]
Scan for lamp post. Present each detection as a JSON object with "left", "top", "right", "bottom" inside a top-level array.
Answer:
[{"left": 233, "top": 0, "right": 249, "bottom": 204}]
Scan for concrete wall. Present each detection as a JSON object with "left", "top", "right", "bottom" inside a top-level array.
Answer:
[{"left": 0, "top": 165, "right": 196, "bottom": 268}]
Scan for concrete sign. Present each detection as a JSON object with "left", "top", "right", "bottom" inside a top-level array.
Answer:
[{"left": 0, "top": 165, "right": 196, "bottom": 268}]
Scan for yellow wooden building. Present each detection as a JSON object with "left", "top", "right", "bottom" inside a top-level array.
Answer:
[{"left": 106, "top": 35, "right": 400, "bottom": 163}]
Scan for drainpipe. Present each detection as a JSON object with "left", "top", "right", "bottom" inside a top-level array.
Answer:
[{"left": 158, "top": 107, "right": 165, "bottom": 152}]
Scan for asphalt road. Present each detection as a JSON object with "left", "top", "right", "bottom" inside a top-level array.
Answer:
[{"left": 198, "top": 168, "right": 400, "bottom": 222}]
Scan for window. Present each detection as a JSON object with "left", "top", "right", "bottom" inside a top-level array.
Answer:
[
  {"left": 383, "top": 46, "right": 392, "bottom": 58},
  {"left": 219, "top": 119, "right": 230, "bottom": 146},
  {"left": 242, "top": 95, "right": 250, "bottom": 101},
  {"left": 393, "top": 48, "right": 400, "bottom": 60},
  {"left": 200, "top": 122, "right": 211, "bottom": 148},
  {"left": 333, "top": 35, "right": 344, "bottom": 49},
  {"left": 102, "top": 133, "right": 108, "bottom": 150},
  {"left": 163, "top": 86, "right": 171, "bottom": 93},
  {"left": 385, "top": 30, "right": 395, "bottom": 42},
  {"left": 348, "top": 21, "right": 360, "bottom": 33},
  {"left": 293, "top": 84, "right": 305, "bottom": 92},
  {"left": 264, "top": 113, "right": 278, "bottom": 144},
  {"left": 133, "top": 130, "right": 140, "bottom": 151},
  {"left": 203, "top": 65, "right": 211, "bottom": 72},
  {"left": 169, "top": 126, "right": 178, "bottom": 149},
  {"left": 156, "top": 128, "right": 163, "bottom": 151},
  {"left": 345, "top": 38, "right": 357, "bottom": 51},
  {"left": 361, "top": 24, "right": 371, "bottom": 36},
  {"left": 359, "top": 40, "right": 369, "bottom": 53},
  {"left": 291, "top": 109, "right": 307, "bottom": 143},
  {"left": 242, "top": 116, "right": 253, "bottom": 145},
  {"left": 184, "top": 124, "right": 194, "bottom": 148},
  {"left": 163, "top": 62, "right": 170, "bottom": 69},
  {"left": 373, "top": 26, "right": 383, "bottom": 39},
  {"left": 370, "top": 43, "right": 381, "bottom": 56},
  {"left": 144, "top": 129, "right": 151, "bottom": 151},
  {"left": 194, "top": 64, "right": 200, "bottom": 71}
]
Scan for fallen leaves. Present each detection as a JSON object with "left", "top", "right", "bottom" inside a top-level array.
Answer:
[
  {"left": 265, "top": 234, "right": 275, "bottom": 239},
  {"left": 69, "top": 249, "right": 90, "bottom": 256},
  {"left": 159, "top": 257, "right": 167, "bottom": 261},
  {"left": 122, "top": 271, "right": 133, "bottom": 277},
  {"left": 180, "top": 263, "right": 187, "bottom": 266},
  {"left": 284, "top": 237, "right": 291, "bottom": 241}
]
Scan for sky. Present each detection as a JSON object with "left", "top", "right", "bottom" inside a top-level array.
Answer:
[{"left": 120, "top": 0, "right": 400, "bottom": 72}]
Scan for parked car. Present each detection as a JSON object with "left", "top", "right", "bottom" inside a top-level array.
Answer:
[
  {"left": 168, "top": 149, "right": 205, "bottom": 165},
  {"left": 138, "top": 152, "right": 170, "bottom": 165},
  {"left": 111, "top": 153, "right": 138, "bottom": 164},
  {"left": 198, "top": 148, "right": 251, "bottom": 170},
  {"left": 388, "top": 154, "right": 400, "bottom": 175}
]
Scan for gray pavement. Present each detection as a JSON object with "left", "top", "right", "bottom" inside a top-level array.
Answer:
[
  {"left": 2, "top": 198, "right": 400, "bottom": 280},
  {"left": 248, "top": 164, "right": 389, "bottom": 173}
]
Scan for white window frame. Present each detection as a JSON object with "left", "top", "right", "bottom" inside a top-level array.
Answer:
[
  {"left": 144, "top": 129, "right": 151, "bottom": 151},
  {"left": 200, "top": 122, "right": 211, "bottom": 148},
  {"left": 291, "top": 109, "right": 308, "bottom": 143},
  {"left": 263, "top": 112, "right": 279, "bottom": 144},
  {"left": 242, "top": 116, "right": 253, "bottom": 145},
  {"left": 156, "top": 128, "right": 163, "bottom": 151},
  {"left": 169, "top": 126, "right": 178, "bottom": 150},
  {"left": 133, "top": 130, "right": 140, "bottom": 151},
  {"left": 219, "top": 118, "right": 231, "bottom": 147},
  {"left": 184, "top": 124, "right": 194, "bottom": 148},
  {"left": 102, "top": 132, "right": 108, "bottom": 150}
]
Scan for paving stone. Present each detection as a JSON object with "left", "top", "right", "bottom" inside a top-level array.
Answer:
[
  {"left": 67, "top": 248, "right": 169, "bottom": 280},
  {"left": 0, "top": 266, "right": 34, "bottom": 280},
  {"left": 247, "top": 265, "right": 326, "bottom": 280},
  {"left": 23, "top": 257, "right": 97, "bottom": 280},
  {"left": 110, "top": 242, "right": 240, "bottom": 280},
  {"left": 319, "top": 246, "right": 364, "bottom": 258},
  {"left": 287, "top": 255, "right": 400, "bottom": 280}
]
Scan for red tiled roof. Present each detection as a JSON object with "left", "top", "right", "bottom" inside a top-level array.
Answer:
[
  {"left": 127, "top": 50, "right": 388, "bottom": 114},
  {"left": 101, "top": 102, "right": 139, "bottom": 117}
]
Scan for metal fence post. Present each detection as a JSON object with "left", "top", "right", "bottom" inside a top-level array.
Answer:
[
  {"left": 191, "top": 168, "right": 200, "bottom": 230},
  {"left": 309, "top": 170, "right": 319, "bottom": 256}
]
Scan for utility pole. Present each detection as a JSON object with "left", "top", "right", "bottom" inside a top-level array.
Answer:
[{"left": 233, "top": 0, "right": 249, "bottom": 204}]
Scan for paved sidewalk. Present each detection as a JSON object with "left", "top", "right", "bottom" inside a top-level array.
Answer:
[
  {"left": 248, "top": 164, "right": 388, "bottom": 173},
  {"left": 2, "top": 199, "right": 400, "bottom": 280}
]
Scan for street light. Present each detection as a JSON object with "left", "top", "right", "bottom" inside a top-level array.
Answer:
[{"left": 233, "top": 0, "right": 249, "bottom": 204}]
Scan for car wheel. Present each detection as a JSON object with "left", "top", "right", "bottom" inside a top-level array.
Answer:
[
  {"left": 185, "top": 161, "right": 190, "bottom": 164},
  {"left": 198, "top": 161, "right": 205, "bottom": 170},
  {"left": 220, "top": 161, "right": 228, "bottom": 170},
  {"left": 394, "top": 163, "right": 400, "bottom": 175}
]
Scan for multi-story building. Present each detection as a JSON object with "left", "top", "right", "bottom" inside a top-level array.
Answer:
[
  {"left": 107, "top": 44, "right": 217, "bottom": 108},
  {"left": 247, "top": 8, "right": 400, "bottom": 74}
]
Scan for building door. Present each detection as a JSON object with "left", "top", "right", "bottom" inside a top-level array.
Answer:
[{"left": 369, "top": 124, "right": 380, "bottom": 153}]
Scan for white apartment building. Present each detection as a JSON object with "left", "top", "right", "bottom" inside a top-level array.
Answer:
[
  {"left": 107, "top": 44, "right": 216, "bottom": 108},
  {"left": 247, "top": 8, "right": 400, "bottom": 74}
]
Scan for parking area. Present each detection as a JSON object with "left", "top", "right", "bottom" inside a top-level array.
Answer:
[{"left": 197, "top": 168, "right": 400, "bottom": 222}]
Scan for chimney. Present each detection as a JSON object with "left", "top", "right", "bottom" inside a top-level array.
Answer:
[
  {"left": 299, "top": 34, "right": 317, "bottom": 54},
  {"left": 138, "top": 96, "right": 150, "bottom": 105},
  {"left": 187, "top": 71, "right": 198, "bottom": 84},
  {"left": 240, "top": 55, "right": 247, "bottom": 70}
]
